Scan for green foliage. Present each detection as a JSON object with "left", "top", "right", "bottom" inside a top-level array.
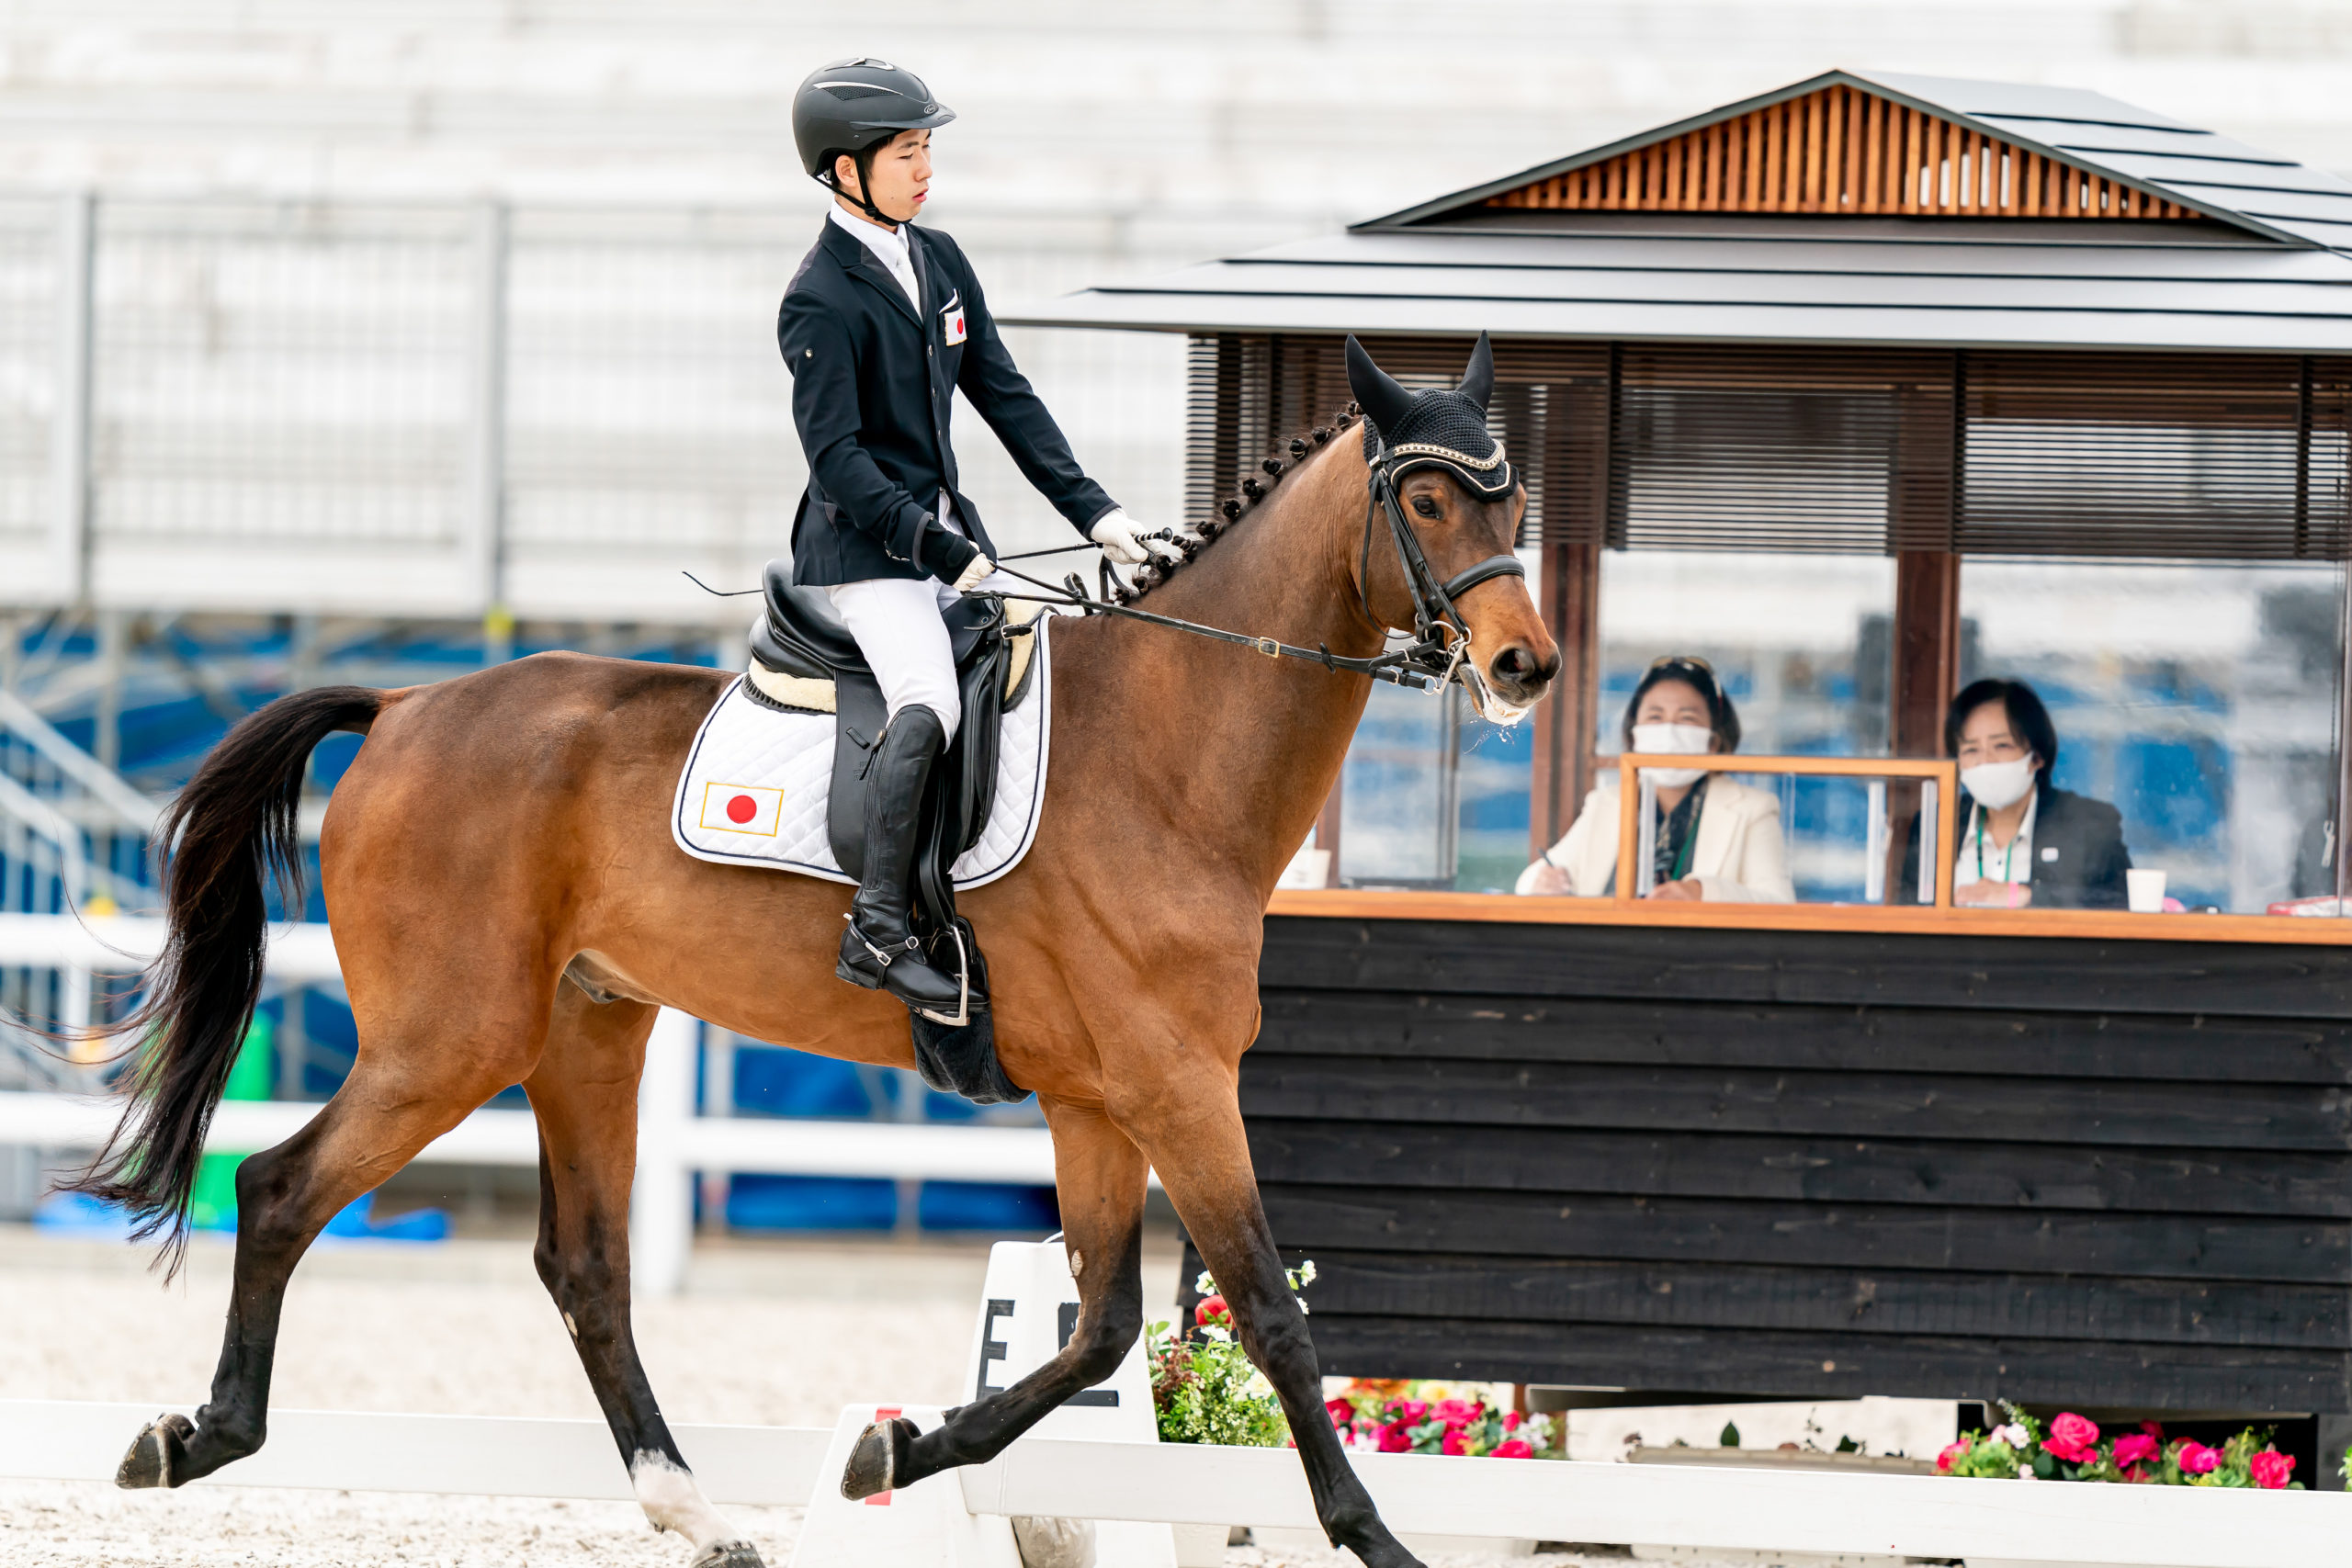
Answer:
[
  {"left": 1144, "top": 1262, "right": 1315, "bottom": 1448},
  {"left": 1719, "top": 1421, "right": 1739, "bottom": 1449}
]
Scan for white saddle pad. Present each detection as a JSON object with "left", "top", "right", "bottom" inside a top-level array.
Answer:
[{"left": 670, "top": 614, "right": 1053, "bottom": 888}]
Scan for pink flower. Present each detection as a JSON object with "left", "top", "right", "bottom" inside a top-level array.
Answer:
[
  {"left": 2140, "top": 1421, "right": 2165, "bottom": 1438},
  {"left": 2177, "top": 1440, "right": 2222, "bottom": 1475},
  {"left": 2110, "top": 1433, "right": 2158, "bottom": 1468},
  {"left": 1441, "top": 1428, "right": 1467, "bottom": 1455},
  {"left": 1492, "top": 1438, "right": 1533, "bottom": 1459},
  {"left": 1936, "top": 1439, "right": 1970, "bottom": 1474},
  {"left": 2044, "top": 1413, "right": 2100, "bottom": 1464},
  {"left": 2250, "top": 1450, "right": 2295, "bottom": 1490},
  {"left": 1376, "top": 1422, "right": 1413, "bottom": 1454},
  {"left": 1326, "top": 1397, "right": 1355, "bottom": 1428},
  {"left": 1193, "top": 1295, "right": 1227, "bottom": 1326},
  {"left": 1502, "top": 1410, "right": 1523, "bottom": 1432},
  {"left": 1396, "top": 1400, "right": 1429, "bottom": 1426},
  {"left": 1433, "top": 1399, "right": 1479, "bottom": 1428}
]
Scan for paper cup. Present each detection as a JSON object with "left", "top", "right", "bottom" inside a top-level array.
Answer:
[{"left": 2126, "top": 868, "right": 2167, "bottom": 913}]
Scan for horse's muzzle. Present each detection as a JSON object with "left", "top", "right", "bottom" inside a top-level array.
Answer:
[{"left": 1484, "top": 640, "right": 1561, "bottom": 712}]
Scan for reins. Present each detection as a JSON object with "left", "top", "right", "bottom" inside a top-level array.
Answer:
[{"left": 969, "top": 444, "right": 1522, "bottom": 697}]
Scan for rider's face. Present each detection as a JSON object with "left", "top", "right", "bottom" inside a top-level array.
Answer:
[{"left": 837, "top": 130, "right": 933, "bottom": 225}]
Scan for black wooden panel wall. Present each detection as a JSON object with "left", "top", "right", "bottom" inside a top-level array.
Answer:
[{"left": 1201, "top": 917, "right": 2352, "bottom": 1416}]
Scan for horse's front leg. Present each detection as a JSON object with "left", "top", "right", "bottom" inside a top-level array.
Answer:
[
  {"left": 841, "top": 1098, "right": 1148, "bottom": 1495},
  {"left": 1132, "top": 1080, "right": 1426, "bottom": 1568}
]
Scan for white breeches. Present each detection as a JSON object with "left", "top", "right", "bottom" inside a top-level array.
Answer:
[{"left": 830, "top": 574, "right": 967, "bottom": 742}]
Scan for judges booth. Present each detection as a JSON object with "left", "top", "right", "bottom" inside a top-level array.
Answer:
[{"left": 1016, "top": 70, "right": 2352, "bottom": 1480}]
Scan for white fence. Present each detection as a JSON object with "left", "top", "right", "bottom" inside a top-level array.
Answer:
[
  {"left": 0, "top": 192, "right": 1186, "bottom": 626},
  {"left": 0, "top": 1398, "right": 2339, "bottom": 1567},
  {"left": 0, "top": 912, "right": 1060, "bottom": 1294}
]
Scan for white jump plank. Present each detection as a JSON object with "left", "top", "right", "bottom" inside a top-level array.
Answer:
[
  {"left": 3, "top": 1402, "right": 2343, "bottom": 1564},
  {"left": 0, "top": 1402, "right": 827, "bottom": 1506},
  {"left": 960, "top": 1438, "right": 2346, "bottom": 1568}
]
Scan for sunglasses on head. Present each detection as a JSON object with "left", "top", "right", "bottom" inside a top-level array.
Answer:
[{"left": 1645, "top": 654, "right": 1718, "bottom": 693}]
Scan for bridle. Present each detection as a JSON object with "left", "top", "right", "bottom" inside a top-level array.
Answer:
[{"left": 978, "top": 438, "right": 1524, "bottom": 697}]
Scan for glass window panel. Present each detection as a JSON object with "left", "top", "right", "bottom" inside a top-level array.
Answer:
[
  {"left": 1596, "top": 550, "right": 1896, "bottom": 758},
  {"left": 1334, "top": 680, "right": 1539, "bottom": 893},
  {"left": 1957, "top": 558, "right": 2345, "bottom": 915},
  {"left": 1593, "top": 549, "right": 1896, "bottom": 904}
]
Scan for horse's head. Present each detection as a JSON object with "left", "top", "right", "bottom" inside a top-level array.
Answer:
[{"left": 1345, "top": 334, "right": 1561, "bottom": 725}]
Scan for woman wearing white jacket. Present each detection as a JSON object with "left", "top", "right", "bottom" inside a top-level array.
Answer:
[{"left": 1516, "top": 655, "right": 1794, "bottom": 904}]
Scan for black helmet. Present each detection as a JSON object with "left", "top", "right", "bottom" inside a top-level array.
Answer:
[{"left": 793, "top": 58, "right": 956, "bottom": 184}]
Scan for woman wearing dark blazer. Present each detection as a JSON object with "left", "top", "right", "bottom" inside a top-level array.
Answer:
[{"left": 1899, "top": 678, "right": 2133, "bottom": 909}]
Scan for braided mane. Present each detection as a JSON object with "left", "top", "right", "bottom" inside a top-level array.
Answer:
[{"left": 1116, "top": 402, "right": 1363, "bottom": 604}]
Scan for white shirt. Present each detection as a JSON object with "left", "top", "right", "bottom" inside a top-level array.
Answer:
[
  {"left": 829, "top": 203, "right": 919, "bottom": 310},
  {"left": 826, "top": 203, "right": 963, "bottom": 538},
  {"left": 1956, "top": 790, "right": 2040, "bottom": 888}
]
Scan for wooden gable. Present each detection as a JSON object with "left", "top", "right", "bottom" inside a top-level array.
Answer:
[{"left": 1488, "top": 83, "right": 2206, "bottom": 221}]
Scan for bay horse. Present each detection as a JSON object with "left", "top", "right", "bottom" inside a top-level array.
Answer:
[{"left": 70, "top": 338, "right": 1559, "bottom": 1568}]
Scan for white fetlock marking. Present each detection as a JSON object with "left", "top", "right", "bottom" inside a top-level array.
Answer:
[{"left": 630, "top": 1450, "right": 743, "bottom": 1556}]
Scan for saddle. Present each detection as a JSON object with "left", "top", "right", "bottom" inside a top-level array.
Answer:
[{"left": 744, "top": 562, "right": 1041, "bottom": 1104}]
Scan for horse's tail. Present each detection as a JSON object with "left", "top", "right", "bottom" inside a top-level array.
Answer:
[{"left": 62, "top": 684, "right": 385, "bottom": 1271}]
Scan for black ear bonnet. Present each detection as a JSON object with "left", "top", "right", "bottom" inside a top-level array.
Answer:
[{"left": 1344, "top": 333, "right": 1515, "bottom": 501}]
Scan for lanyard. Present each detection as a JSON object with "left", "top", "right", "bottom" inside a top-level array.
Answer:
[{"left": 1973, "top": 807, "right": 2020, "bottom": 883}]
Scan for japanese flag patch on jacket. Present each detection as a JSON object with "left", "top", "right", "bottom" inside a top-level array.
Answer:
[{"left": 942, "top": 290, "right": 967, "bottom": 345}]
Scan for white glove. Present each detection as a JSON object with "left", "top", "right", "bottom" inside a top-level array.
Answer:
[
  {"left": 951, "top": 552, "right": 996, "bottom": 593},
  {"left": 1090, "top": 509, "right": 1184, "bottom": 568}
]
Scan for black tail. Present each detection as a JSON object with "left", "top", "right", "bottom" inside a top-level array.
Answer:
[{"left": 62, "top": 685, "right": 384, "bottom": 1272}]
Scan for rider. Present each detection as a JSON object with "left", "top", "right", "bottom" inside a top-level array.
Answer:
[{"left": 782, "top": 58, "right": 1180, "bottom": 1012}]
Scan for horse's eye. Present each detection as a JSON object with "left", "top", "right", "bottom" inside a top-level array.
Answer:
[{"left": 1412, "top": 496, "right": 1441, "bottom": 519}]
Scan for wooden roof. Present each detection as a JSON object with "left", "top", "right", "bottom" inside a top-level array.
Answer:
[
  {"left": 1484, "top": 81, "right": 2203, "bottom": 226},
  {"left": 1362, "top": 70, "right": 2352, "bottom": 252}
]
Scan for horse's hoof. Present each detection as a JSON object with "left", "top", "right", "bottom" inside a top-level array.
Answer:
[
  {"left": 689, "top": 1542, "right": 765, "bottom": 1568},
  {"left": 115, "top": 1413, "right": 195, "bottom": 1490},
  {"left": 839, "top": 1416, "right": 916, "bottom": 1501}
]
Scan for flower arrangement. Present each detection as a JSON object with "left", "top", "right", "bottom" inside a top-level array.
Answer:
[
  {"left": 1936, "top": 1404, "right": 2300, "bottom": 1488},
  {"left": 1324, "top": 1379, "right": 1562, "bottom": 1460},
  {"left": 1145, "top": 1262, "right": 1316, "bottom": 1447}
]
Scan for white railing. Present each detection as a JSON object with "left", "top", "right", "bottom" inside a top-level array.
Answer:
[
  {"left": 0, "top": 1399, "right": 2335, "bottom": 1567},
  {"left": 0, "top": 913, "right": 1057, "bottom": 1295}
]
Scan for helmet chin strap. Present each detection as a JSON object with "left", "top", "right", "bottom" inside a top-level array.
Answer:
[{"left": 821, "top": 158, "right": 902, "bottom": 231}]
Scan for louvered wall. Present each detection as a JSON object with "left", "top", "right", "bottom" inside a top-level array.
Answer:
[
  {"left": 1187, "top": 334, "right": 2352, "bottom": 561},
  {"left": 1487, "top": 84, "right": 2206, "bottom": 221}
]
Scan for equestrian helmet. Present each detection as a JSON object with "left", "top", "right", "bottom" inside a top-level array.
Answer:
[{"left": 793, "top": 59, "right": 956, "bottom": 183}]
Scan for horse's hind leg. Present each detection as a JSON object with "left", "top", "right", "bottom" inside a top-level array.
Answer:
[
  {"left": 116, "top": 1041, "right": 521, "bottom": 1489},
  {"left": 526, "top": 983, "right": 760, "bottom": 1568},
  {"left": 842, "top": 1100, "right": 1148, "bottom": 1495}
]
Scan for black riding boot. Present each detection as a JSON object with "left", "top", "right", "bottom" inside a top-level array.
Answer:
[{"left": 836, "top": 705, "right": 964, "bottom": 1013}]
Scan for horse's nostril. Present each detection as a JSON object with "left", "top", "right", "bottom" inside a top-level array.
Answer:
[{"left": 1494, "top": 645, "right": 1535, "bottom": 682}]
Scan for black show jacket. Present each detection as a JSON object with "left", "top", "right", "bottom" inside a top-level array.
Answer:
[
  {"left": 776, "top": 218, "right": 1116, "bottom": 587},
  {"left": 1898, "top": 782, "right": 2134, "bottom": 910}
]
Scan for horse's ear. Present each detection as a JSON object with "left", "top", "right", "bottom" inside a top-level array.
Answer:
[
  {"left": 1345, "top": 334, "right": 1414, "bottom": 440},
  {"left": 1457, "top": 332, "right": 1495, "bottom": 412}
]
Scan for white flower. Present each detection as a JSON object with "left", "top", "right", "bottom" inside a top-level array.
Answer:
[
  {"left": 1199, "top": 1324, "right": 1231, "bottom": 1343},
  {"left": 1243, "top": 1369, "right": 1274, "bottom": 1398},
  {"left": 1295, "top": 1299, "right": 1311, "bottom": 1315},
  {"left": 2017, "top": 1463, "right": 2035, "bottom": 1480},
  {"left": 1995, "top": 1424, "right": 2030, "bottom": 1449},
  {"left": 1195, "top": 1271, "right": 1217, "bottom": 1296},
  {"left": 1299, "top": 1259, "right": 1318, "bottom": 1285}
]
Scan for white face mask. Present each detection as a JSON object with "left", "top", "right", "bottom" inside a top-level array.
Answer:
[
  {"left": 1632, "top": 722, "right": 1714, "bottom": 788},
  {"left": 1962, "top": 756, "right": 2037, "bottom": 810}
]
